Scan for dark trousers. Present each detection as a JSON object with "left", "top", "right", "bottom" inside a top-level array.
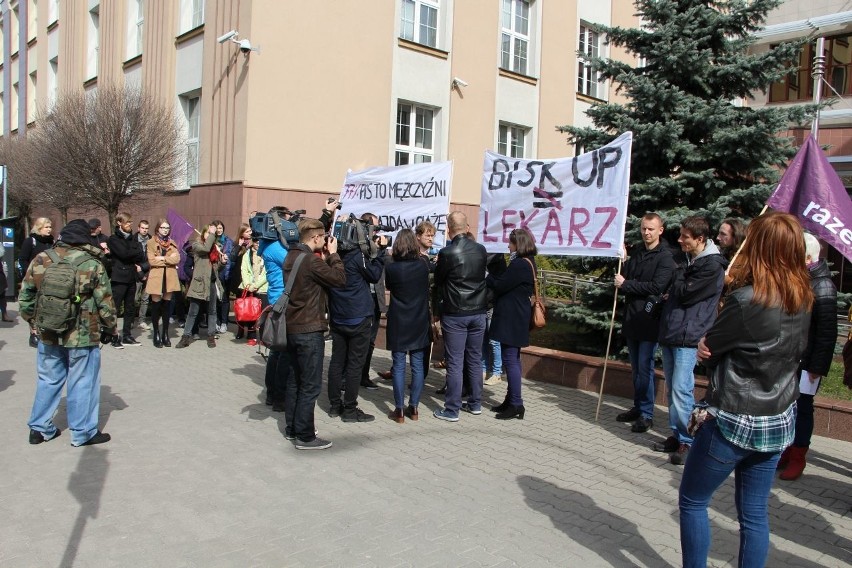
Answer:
[
  {"left": 265, "top": 348, "right": 292, "bottom": 405},
  {"left": 794, "top": 393, "right": 816, "bottom": 447},
  {"left": 286, "top": 331, "right": 325, "bottom": 442},
  {"left": 360, "top": 294, "right": 381, "bottom": 381},
  {"left": 111, "top": 281, "right": 137, "bottom": 336},
  {"left": 328, "top": 318, "right": 373, "bottom": 409}
]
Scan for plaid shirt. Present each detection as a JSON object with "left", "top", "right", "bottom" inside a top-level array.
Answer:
[{"left": 712, "top": 403, "right": 797, "bottom": 453}]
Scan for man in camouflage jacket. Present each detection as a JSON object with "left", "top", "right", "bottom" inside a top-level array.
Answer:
[{"left": 19, "top": 219, "right": 117, "bottom": 447}]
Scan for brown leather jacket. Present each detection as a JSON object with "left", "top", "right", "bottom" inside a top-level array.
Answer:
[{"left": 283, "top": 244, "right": 346, "bottom": 334}]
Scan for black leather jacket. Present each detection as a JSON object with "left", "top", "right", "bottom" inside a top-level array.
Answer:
[
  {"left": 434, "top": 233, "right": 488, "bottom": 316},
  {"left": 703, "top": 286, "right": 810, "bottom": 416},
  {"left": 801, "top": 260, "right": 838, "bottom": 376}
]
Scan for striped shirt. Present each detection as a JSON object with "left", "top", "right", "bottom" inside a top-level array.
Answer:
[{"left": 711, "top": 403, "right": 797, "bottom": 453}]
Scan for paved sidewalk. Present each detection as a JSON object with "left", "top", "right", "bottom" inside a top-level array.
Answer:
[{"left": 1, "top": 309, "right": 851, "bottom": 567}]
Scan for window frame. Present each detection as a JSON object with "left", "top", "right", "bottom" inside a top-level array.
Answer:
[
  {"left": 578, "top": 22, "right": 604, "bottom": 99},
  {"left": 395, "top": 101, "right": 436, "bottom": 166},
  {"left": 498, "top": 123, "right": 527, "bottom": 159},
  {"left": 181, "top": 95, "right": 201, "bottom": 188},
  {"left": 500, "top": 0, "right": 531, "bottom": 76},
  {"left": 769, "top": 34, "right": 852, "bottom": 103},
  {"left": 400, "top": 0, "right": 439, "bottom": 49}
]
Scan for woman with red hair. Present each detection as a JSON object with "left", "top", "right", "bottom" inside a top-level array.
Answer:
[{"left": 679, "top": 212, "right": 813, "bottom": 567}]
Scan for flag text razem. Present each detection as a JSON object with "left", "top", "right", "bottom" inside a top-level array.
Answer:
[{"left": 802, "top": 201, "right": 852, "bottom": 245}]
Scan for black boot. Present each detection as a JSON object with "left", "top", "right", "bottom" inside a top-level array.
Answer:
[
  {"left": 490, "top": 397, "right": 510, "bottom": 413},
  {"left": 161, "top": 310, "right": 171, "bottom": 347},
  {"left": 151, "top": 302, "right": 162, "bottom": 348},
  {"left": 495, "top": 404, "right": 525, "bottom": 420}
]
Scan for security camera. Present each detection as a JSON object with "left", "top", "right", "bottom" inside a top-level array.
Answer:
[
  {"left": 217, "top": 30, "right": 238, "bottom": 44},
  {"left": 452, "top": 77, "right": 469, "bottom": 88},
  {"left": 238, "top": 39, "right": 252, "bottom": 53}
]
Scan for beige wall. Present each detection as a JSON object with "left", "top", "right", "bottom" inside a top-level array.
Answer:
[
  {"left": 447, "top": 0, "right": 500, "bottom": 205},
  {"left": 241, "top": 0, "right": 396, "bottom": 195},
  {"left": 537, "top": 1, "right": 578, "bottom": 159}
]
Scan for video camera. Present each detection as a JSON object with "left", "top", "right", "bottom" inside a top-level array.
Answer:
[
  {"left": 249, "top": 206, "right": 306, "bottom": 248},
  {"left": 332, "top": 214, "right": 392, "bottom": 259}
]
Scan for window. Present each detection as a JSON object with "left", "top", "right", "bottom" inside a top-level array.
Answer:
[
  {"left": 179, "top": 0, "right": 205, "bottom": 34},
  {"left": 400, "top": 0, "right": 438, "bottom": 48},
  {"left": 11, "top": 83, "right": 19, "bottom": 131},
  {"left": 47, "top": 57, "right": 58, "bottom": 108},
  {"left": 11, "top": 4, "right": 19, "bottom": 55},
  {"left": 49, "top": 0, "right": 58, "bottom": 24},
  {"left": 87, "top": 6, "right": 100, "bottom": 79},
  {"left": 126, "top": 0, "right": 144, "bottom": 59},
  {"left": 770, "top": 35, "right": 852, "bottom": 102},
  {"left": 578, "top": 23, "right": 604, "bottom": 99},
  {"left": 498, "top": 123, "right": 526, "bottom": 158},
  {"left": 27, "top": 0, "right": 37, "bottom": 41},
  {"left": 182, "top": 95, "right": 201, "bottom": 187},
  {"left": 27, "top": 71, "right": 36, "bottom": 123},
  {"left": 395, "top": 102, "right": 435, "bottom": 165},
  {"left": 501, "top": 0, "right": 530, "bottom": 75}
]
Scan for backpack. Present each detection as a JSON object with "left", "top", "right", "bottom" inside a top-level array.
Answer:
[{"left": 33, "top": 249, "right": 95, "bottom": 334}]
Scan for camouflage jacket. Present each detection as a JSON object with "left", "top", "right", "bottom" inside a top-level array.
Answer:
[{"left": 19, "top": 242, "right": 117, "bottom": 347}]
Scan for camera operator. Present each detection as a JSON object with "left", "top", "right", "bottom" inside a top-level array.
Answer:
[
  {"left": 357, "top": 213, "right": 389, "bottom": 392},
  {"left": 326, "top": 213, "right": 388, "bottom": 423}
]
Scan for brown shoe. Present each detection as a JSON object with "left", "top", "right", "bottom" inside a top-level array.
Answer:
[
  {"left": 378, "top": 370, "right": 393, "bottom": 381},
  {"left": 207, "top": 336, "right": 216, "bottom": 348},
  {"left": 388, "top": 408, "right": 404, "bottom": 424},
  {"left": 404, "top": 405, "right": 419, "bottom": 421},
  {"left": 175, "top": 335, "right": 192, "bottom": 349}
]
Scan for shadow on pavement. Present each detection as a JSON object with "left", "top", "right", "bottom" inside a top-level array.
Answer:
[
  {"left": 51, "top": 385, "right": 128, "bottom": 432},
  {"left": 518, "top": 474, "right": 672, "bottom": 567},
  {"left": 61, "top": 446, "right": 109, "bottom": 568},
  {"left": 0, "top": 368, "right": 15, "bottom": 393}
]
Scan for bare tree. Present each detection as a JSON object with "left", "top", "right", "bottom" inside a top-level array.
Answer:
[
  {"left": 0, "top": 136, "right": 42, "bottom": 232},
  {"left": 30, "top": 84, "right": 184, "bottom": 227}
]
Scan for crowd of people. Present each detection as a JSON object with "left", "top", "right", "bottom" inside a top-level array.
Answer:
[{"left": 10, "top": 198, "right": 846, "bottom": 566}]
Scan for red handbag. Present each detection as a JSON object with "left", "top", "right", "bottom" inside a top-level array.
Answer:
[{"left": 234, "top": 289, "right": 262, "bottom": 323}]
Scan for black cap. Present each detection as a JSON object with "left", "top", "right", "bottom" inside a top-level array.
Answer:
[{"left": 61, "top": 219, "right": 95, "bottom": 245}]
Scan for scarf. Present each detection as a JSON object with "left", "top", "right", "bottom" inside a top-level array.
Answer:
[{"left": 156, "top": 235, "right": 172, "bottom": 255}]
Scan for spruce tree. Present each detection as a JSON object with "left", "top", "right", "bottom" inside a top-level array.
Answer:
[{"left": 556, "top": 0, "right": 813, "bottom": 355}]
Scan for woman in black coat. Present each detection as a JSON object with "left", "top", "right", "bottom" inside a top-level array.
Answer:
[
  {"left": 384, "top": 229, "right": 432, "bottom": 423},
  {"left": 486, "top": 228, "right": 537, "bottom": 420},
  {"left": 19, "top": 217, "right": 55, "bottom": 275}
]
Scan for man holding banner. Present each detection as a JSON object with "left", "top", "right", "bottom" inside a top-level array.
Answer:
[
  {"left": 433, "top": 212, "right": 489, "bottom": 422},
  {"left": 614, "top": 213, "right": 674, "bottom": 433}
]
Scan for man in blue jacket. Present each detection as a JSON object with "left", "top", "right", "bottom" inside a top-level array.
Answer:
[
  {"left": 259, "top": 230, "right": 289, "bottom": 412},
  {"left": 326, "top": 219, "right": 387, "bottom": 423},
  {"left": 654, "top": 216, "right": 726, "bottom": 464}
]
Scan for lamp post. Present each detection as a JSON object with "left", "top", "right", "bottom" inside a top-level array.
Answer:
[{"left": 811, "top": 36, "right": 826, "bottom": 142}]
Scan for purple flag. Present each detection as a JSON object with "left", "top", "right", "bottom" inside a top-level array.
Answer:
[
  {"left": 166, "top": 208, "right": 195, "bottom": 250},
  {"left": 767, "top": 135, "right": 852, "bottom": 262}
]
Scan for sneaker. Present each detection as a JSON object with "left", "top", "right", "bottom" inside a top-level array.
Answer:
[
  {"left": 461, "top": 402, "right": 482, "bottom": 415},
  {"left": 111, "top": 337, "right": 125, "bottom": 350},
  {"left": 631, "top": 417, "right": 653, "bottom": 433},
  {"left": 433, "top": 408, "right": 459, "bottom": 422},
  {"left": 138, "top": 321, "right": 151, "bottom": 331},
  {"left": 177, "top": 320, "right": 185, "bottom": 328},
  {"left": 328, "top": 404, "right": 344, "bottom": 418},
  {"left": 295, "top": 437, "right": 333, "bottom": 450},
  {"left": 218, "top": 323, "right": 228, "bottom": 334},
  {"left": 122, "top": 336, "right": 141, "bottom": 347},
  {"left": 78, "top": 431, "right": 111, "bottom": 446},
  {"left": 484, "top": 374, "right": 503, "bottom": 386},
  {"left": 29, "top": 428, "right": 61, "bottom": 445},
  {"left": 341, "top": 407, "right": 375, "bottom": 423},
  {"left": 360, "top": 378, "right": 379, "bottom": 391},
  {"left": 616, "top": 408, "right": 641, "bottom": 422},
  {"left": 247, "top": 339, "right": 257, "bottom": 346},
  {"left": 670, "top": 443, "right": 690, "bottom": 465},
  {"left": 652, "top": 436, "right": 679, "bottom": 453}
]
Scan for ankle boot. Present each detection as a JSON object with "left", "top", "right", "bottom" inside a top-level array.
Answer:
[
  {"left": 490, "top": 397, "right": 510, "bottom": 413},
  {"left": 779, "top": 446, "right": 808, "bottom": 480},
  {"left": 405, "top": 405, "right": 419, "bottom": 421},
  {"left": 152, "top": 327, "right": 162, "bottom": 348},
  {"left": 495, "top": 404, "right": 525, "bottom": 420},
  {"left": 388, "top": 408, "right": 404, "bottom": 424}
]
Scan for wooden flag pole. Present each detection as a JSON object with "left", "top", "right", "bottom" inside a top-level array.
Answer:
[{"left": 595, "top": 256, "right": 623, "bottom": 422}]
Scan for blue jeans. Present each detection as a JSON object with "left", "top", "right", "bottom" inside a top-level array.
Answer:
[
  {"left": 482, "top": 339, "right": 502, "bottom": 375},
  {"left": 679, "top": 419, "right": 781, "bottom": 568},
  {"left": 501, "top": 344, "right": 523, "bottom": 406},
  {"left": 661, "top": 345, "right": 698, "bottom": 444},
  {"left": 29, "top": 343, "right": 102, "bottom": 446},
  {"left": 285, "top": 332, "right": 325, "bottom": 442},
  {"left": 441, "top": 313, "right": 486, "bottom": 414},
  {"left": 625, "top": 338, "right": 657, "bottom": 419},
  {"left": 391, "top": 348, "right": 427, "bottom": 409},
  {"left": 793, "top": 393, "right": 816, "bottom": 448}
]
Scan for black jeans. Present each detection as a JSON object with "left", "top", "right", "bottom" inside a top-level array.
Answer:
[
  {"left": 328, "top": 318, "right": 373, "bottom": 409},
  {"left": 264, "top": 348, "right": 292, "bottom": 405},
  {"left": 286, "top": 332, "right": 325, "bottom": 442},
  {"left": 360, "top": 294, "right": 382, "bottom": 381},
  {"left": 111, "top": 281, "right": 137, "bottom": 336}
]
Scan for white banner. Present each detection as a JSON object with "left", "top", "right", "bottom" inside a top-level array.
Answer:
[
  {"left": 338, "top": 161, "right": 453, "bottom": 245},
  {"left": 478, "top": 132, "right": 632, "bottom": 257}
]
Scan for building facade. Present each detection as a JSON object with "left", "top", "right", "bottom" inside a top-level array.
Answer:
[{"left": 1, "top": 0, "right": 635, "bottom": 231}]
